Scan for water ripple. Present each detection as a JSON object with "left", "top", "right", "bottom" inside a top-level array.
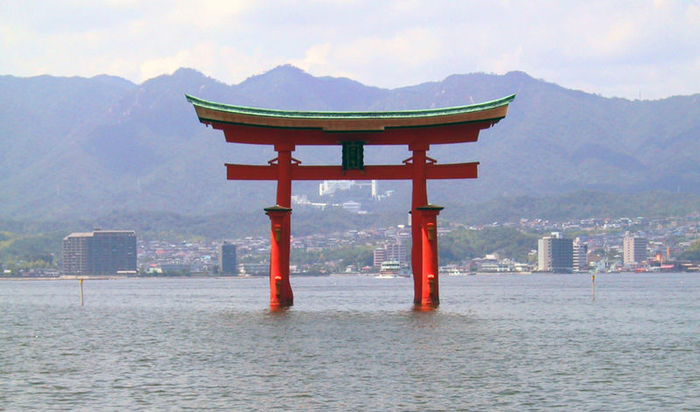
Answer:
[{"left": 1, "top": 273, "right": 698, "bottom": 410}]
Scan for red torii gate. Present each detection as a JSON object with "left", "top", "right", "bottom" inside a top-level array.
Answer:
[{"left": 187, "top": 94, "right": 514, "bottom": 309}]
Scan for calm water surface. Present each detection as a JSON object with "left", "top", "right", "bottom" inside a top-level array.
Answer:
[{"left": 1, "top": 273, "right": 699, "bottom": 410}]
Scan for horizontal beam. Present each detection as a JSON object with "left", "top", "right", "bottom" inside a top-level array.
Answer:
[
  {"left": 426, "top": 162, "right": 478, "bottom": 179},
  {"left": 226, "top": 162, "right": 478, "bottom": 181},
  {"left": 294, "top": 165, "right": 412, "bottom": 180}
]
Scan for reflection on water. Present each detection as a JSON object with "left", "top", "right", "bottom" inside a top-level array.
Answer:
[{"left": 1, "top": 273, "right": 699, "bottom": 410}]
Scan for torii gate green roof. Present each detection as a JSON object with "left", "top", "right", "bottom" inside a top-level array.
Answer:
[
  {"left": 185, "top": 94, "right": 515, "bottom": 132},
  {"left": 185, "top": 94, "right": 515, "bottom": 120}
]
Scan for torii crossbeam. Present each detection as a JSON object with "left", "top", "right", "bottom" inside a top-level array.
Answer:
[{"left": 187, "top": 94, "right": 514, "bottom": 309}]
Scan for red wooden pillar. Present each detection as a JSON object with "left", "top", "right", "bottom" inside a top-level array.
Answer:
[
  {"left": 417, "top": 205, "right": 443, "bottom": 309},
  {"left": 267, "top": 142, "right": 295, "bottom": 309},
  {"left": 275, "top": 144, "right": 294, "bottom": 208},
  {"left": 265, "top": 206, "right": 293, "bottom": 308},
  {"left": 275, "top": 143, "right": 294, "bottom": 299},
  {"left": 410, "top": 143, "right": 429, "bottom": 305}
]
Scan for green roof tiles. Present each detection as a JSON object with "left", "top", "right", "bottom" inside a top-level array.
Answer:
[{"left": 185, "top": 94, "right": 516, "bottom": 120}]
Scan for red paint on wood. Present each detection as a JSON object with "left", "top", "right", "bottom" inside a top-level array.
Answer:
[
  {"left": 411, "top": 146, "right": 428, "bottom": 305},
  {"left": 226, "top": 162, "right": 478, "bottom": 181},
  {"left": 215, "top": 121, "right": 487, "bottom": 146},
  {"left": 417, "top": 206, "right": 443, "bottom": 309},
  {"left": 266, "top": 207, "right": 293, "bottom": 308}
]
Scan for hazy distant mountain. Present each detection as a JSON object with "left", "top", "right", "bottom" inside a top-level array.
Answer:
[{"left": 1, "top": 66, "right": 698, "bottom": 219}]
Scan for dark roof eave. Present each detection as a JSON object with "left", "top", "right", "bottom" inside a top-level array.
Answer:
[{"left": 194, "top": 114, "right": 507, "bottom": 132}]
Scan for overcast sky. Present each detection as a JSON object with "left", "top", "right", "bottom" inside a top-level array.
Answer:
[{"left": 2, "top": 0, "right": 698, "bottom": 99}]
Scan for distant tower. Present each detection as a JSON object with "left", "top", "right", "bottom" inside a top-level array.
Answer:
[
  {"left": 623, "top": 234, "right": 648, "bottom": 266},
  {"left": 573, "top": 237, "right": 588, "bottom": 272},
  {"left": 219, "top": 242, "right": 237, "bottom": 275},
  {"left": 537, "top": 238, "right": 550, "bottom": 272},
  {"left": 371, "top": 180, "right": 378, "bottom": 199},
  {"left": 537, "top": 232, "right": 573, "bottom": 273}
]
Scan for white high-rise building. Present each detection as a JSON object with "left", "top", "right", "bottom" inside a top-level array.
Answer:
[
  {"left": 623, "top": 234, "right": 648, "bottom": 266},
  {"left": 573, "top": 238, "right": 588, "bottom": 272},
  {"left": 373, "top": 248, "right": 386, "bottom": 268}
]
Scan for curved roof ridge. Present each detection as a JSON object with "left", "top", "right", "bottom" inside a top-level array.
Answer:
[{"left": 185, "top": 94, "right": 515, "bottom": 120}]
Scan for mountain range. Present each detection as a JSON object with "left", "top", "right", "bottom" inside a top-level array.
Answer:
[{"left": 1, "top": 65, "right": 698, "bottom": 220}]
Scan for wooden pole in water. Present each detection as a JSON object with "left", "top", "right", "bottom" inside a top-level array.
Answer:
[
  {"left": 80, "top": 278, "right": 84, "bottom": 306},
  {"left": 592, "top": 274, "right": 596, "bottom": 301}
]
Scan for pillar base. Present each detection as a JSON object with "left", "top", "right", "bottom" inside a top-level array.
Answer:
[
  {"left": 414, "top": 304, "right": 439, "bottom": 312},
  {"left": 415, "top": 274, "right": 439, "bottom": 309},
  {"left": 415, "top": 204, "right": 443, "bottom": 310},
  {"left": 265, "top": 206, "right": 293, "bottom": 309},
  {"left": 270, "top": 274, "right": 294, "bottom": 309}
]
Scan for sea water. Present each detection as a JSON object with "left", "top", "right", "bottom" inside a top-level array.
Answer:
[{"left": 1, "top": 273, "right": 698, "bottom": 410}]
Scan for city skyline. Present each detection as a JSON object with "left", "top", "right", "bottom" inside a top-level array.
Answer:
[{"left": 49, "top": 213, "right": 698, "bottom": 278}]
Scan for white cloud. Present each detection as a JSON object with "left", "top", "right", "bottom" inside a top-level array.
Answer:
[
  {"left": 138, "top": 42, "right": 265, "bottom": 85},
  {"left": 164, "top": 0, "right": 254, "bottom": 29},
  {"left": 289, "top": 28, "right": 446, "bottom": 87},
  {"left": 492, "top": 46, "right": 524, "bottom": 75}
]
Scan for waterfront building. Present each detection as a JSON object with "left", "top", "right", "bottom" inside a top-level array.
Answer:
[
  {"left": 62, "top": 234, "right": 90, "bottom": 276},
  {"left": 373, "top": 248, "right": 386, "bottom": 268},
  {"left": 385, "top": 241, "right": 407, "bottom": 266},
  {"left": 573, "top": 237, "right": 589, "bottom": 272},
  {"left": 373, "top": 240, "right": 407, "bottom": 269},
  {"left": 623, "top": 234, "right": 648, "bottom": 266},
  {"left": 219, "top": 242, "right": 237, "bottom": 275},
  {"left": 62, "top": 230, "right": 136, "bottom": 276},
  {"left": 538, "top": 232, "right": 573, "bottom": 273}
]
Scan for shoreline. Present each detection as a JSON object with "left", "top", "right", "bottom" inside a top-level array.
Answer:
[{"left": 5, "top": 270, "right": 693, "bottom": 281}]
